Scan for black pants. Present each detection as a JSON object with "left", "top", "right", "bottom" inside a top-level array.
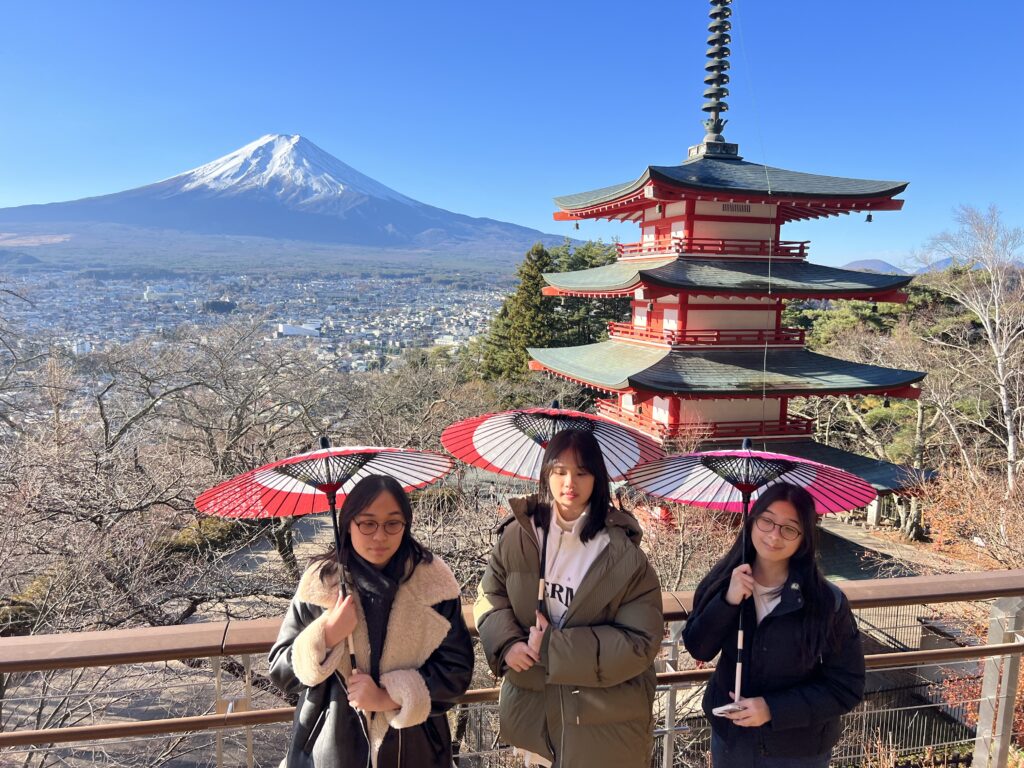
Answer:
[{"left": 711, "top": 730, "right": 831, "bottom": 768}]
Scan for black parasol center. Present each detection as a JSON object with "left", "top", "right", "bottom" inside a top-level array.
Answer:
[
  {"left": 271, "top": 452, "right": 373, "bottom": 494},
  {"left": 512, "top": 412, "right": 594, "bottom": 447},
  {"left": 700, "top": 454, "right": 797, "bottom": 493}
]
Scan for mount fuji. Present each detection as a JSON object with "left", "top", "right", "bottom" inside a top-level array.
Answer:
[{"left": 0, "top": 134, "right": 560, "bottom": 260}]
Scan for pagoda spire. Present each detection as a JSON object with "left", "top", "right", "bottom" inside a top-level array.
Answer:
[{"left": 688, "top": 0, "right": 741, "bottom": 160}]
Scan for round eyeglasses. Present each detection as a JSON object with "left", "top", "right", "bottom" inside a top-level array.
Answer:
[
  {"left": 353, "top": 519, "right": 407, "bottom": 536},
  {"left": 754, "top": 516, "right": 802, "bottom": 541}
]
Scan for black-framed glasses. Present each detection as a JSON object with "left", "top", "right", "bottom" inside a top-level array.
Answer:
[
  {"left": 754, "top": 516, "right": 802, "bottom": 541},
  {"left": 353, "top": 519, "right": 406, "bottom": 536}
]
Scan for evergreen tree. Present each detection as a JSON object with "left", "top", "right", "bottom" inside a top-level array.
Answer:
[
  {"left": 482, "top": 240, "right": 630, "bottom": 379},
  {"left": 482, "top": 243, "right": 558, "bottom": 378},
  {"left": 548, "top": 240, "right": 626, "bottom": 344}
]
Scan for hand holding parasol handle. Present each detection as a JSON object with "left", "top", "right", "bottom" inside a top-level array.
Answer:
[
  {"left": 735, "top": 475, "right": 752, "bottom": 702},
  {"left": 322, "top": 436, "right": 359, "bottom": 676}
]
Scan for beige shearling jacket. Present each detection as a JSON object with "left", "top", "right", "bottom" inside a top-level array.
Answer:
[{"left": 269, "top": 555, "right": 473, "bottom": 768}]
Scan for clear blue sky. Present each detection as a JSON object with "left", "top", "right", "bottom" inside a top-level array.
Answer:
[{"left": 1, "top": 0, "right": 1021, "bottom": 268}]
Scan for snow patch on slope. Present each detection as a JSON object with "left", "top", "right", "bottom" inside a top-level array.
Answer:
[{"left": 166, "top": 134, "right": 416, "bottom": 206}]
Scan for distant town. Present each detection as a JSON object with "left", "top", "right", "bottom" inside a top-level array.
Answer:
[{"left": 5, "top": 268, "right": 510, "bottom": 370}]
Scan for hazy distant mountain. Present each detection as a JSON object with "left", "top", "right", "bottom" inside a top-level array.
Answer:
[
  {"left": 0, "top": 134, "right": 559, "bottom": 255},
  {"left": 914, "top": 257, "right": 954, "bottom": 274},
  {"left": 841, "top": 259, "right": 907, "bottom": 275},
  {"left": 0, "top": 249, "right": 41, "bottom": 266},
  {"left": 912, "top": 257, "right": 1023, "bottom": 274}
]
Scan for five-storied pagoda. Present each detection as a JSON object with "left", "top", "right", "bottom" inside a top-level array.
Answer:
[{"left": 528, "top": 0, "right": 926, "bottom": 494}]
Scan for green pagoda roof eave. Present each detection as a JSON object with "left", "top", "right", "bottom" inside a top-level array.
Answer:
[
  {"left": 527, "top": 342, "right": 669, "bottom": 391},
  {"left": 705, "top": 437, "right": 935, "bottom": 494},
  {"left": 529, "top": 342, "right": 926, "bottom": 396},
  {"left": 542, "top": 259, "right": 912, "bottom": 297},
  {"left": 541, "top": 258, "right": 676, "bottom": 293},
  {"left": 553, "top": 156, "right": 908, "bottom": 212}
]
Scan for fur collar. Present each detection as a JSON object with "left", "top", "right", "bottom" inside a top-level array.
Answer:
[
  {"left": 297, "top": 554, "right": 460, "bottom": 611},
  {"left": 292, "top": 553, "right": 461, "bottom": 683}
]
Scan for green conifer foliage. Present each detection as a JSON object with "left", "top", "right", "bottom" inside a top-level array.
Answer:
[
  {"left": 482, "top": 243, "right": 556, "bottom": 378},
  {"left": 482, "top": 240, "right": 629, "bottom": 379}
]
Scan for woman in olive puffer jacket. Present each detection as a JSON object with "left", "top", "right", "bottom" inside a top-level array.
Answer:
[{"left": 474, "top": 430, "right": 663, "bottom": 768}]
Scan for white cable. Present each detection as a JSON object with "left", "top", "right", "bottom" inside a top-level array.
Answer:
[{"left": 735, "top": 5, "right": 775, "bottom": 434}]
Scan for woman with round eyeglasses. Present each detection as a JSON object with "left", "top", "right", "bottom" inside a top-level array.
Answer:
[
  {"left": 683, "top": 483, "right": 865, "bottom": 767},
  {"left": 269, "top": 474, "right": 474, "bottom": 768}
]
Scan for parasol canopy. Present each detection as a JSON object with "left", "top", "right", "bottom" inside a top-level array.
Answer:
[
  {"left": 195, "top": 445, "right": 454, "bottom": 519},
  {"left": 441, "top": 406, "right": 665, "bottom": 482},
  {"left": 626, "top": 445, "right": 877, "bottom": 516}
]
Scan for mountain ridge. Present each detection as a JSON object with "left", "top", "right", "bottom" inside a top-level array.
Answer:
[
  {"left": 0, "top": 134, "right": 562, "bottom": 257},
  {"left": 840, "top": 259, "right": 908, "bottom": 275}
]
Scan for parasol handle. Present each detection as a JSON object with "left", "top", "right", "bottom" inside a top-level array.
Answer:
[
  {"left": 328, "top": 492, "right": 344, "bottom": 572},
  {"left": 735, "top": 629, "right": 744, "bottom": 701},
  {"left": 734, "top": 489, "right": 751, "bottom": 702},
  {"left": 536, "top": 523, "right": 550, "bottom": 622},
  {"left": 327, "top": 490, "right": 359, "bottom": 675}
]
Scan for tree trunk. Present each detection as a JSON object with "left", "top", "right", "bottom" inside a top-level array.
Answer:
[
  {"left": 995, "top": 353, "right": 1018, "bottom": 497},
  {"left": 900, "top": 496, "right": 924, "bottom": 542},
  {"left": 900, "top": 400, "right": 927, "bottom": 541},
  {"left": 270, "top": 519, "right": 301, "bottom": 581}
]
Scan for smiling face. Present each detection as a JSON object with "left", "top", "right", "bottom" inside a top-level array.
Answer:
[
  {"left": 348, "top": 490, "right": 406, "bottom": 568},
  {"left": 546, "top": 449, "right": 595, "bottom": 521},
  {"left": 751, "top": 499, "right": 804, "bottom": 567}
]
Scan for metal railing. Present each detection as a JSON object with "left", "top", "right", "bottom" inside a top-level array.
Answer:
[{"left": 2, "top": 571, "right": 1023, "bottom": 767}]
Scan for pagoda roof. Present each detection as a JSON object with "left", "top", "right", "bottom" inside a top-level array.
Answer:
[
  {"left": 541, "top": 257, "right": 676, "bottom": 295},
  {"left": 554, "top": 156, "right": 908, "bottom": 212},
  {"left": 528, "top": 342, "right": 925, "bottom": 396},
  {"left": 705, "top": 437, "right": 935, "bottom": 494},
  {"left": 542, "top": 259, "right": 911, "bottom": 299}
]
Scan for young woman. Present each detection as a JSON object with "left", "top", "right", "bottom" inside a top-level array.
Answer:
[
  {"left": 269, "top": 474, "right": 474, "bottom": 768},
  {"left": 683, "top": 483, "right": 865, "bottom": 767},
  {"left": 474, "top": 429, "right": 663, "bottom": 768}
]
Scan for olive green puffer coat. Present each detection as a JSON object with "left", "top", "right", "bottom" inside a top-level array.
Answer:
[{"left": 474, "top": 496, "right": 663, "bottom": 768}]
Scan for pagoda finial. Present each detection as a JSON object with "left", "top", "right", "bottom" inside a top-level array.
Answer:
[{"left": 688, "top": 0, "right": 741, "bottom": 160}]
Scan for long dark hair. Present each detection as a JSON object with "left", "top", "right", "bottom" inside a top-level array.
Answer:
[
  {"left": 310, "top": 474, "right": 432, "bottom": 583},
  {"left": 692, "top": 482, "right": 838, "bottom": 663},
  {"left": 533, "top": 429, "right": 612, "bottom": 544}
]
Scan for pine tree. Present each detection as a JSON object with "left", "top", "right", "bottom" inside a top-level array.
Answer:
[
  {"left": 549, "top": 240, "right": 625, "bottom": 344},
  {"left": 482, "top": 240, "right": 629, "bottom": 379},
  {"left": 482, "top": 243, "right": 558, "bottom": 378}
]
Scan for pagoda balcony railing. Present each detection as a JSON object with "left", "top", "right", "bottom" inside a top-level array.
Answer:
[
  {"left": 2, "top": 571, "right": 1023, "bottom": 768},
  {"left": 608, "top": 323, "right": 806, "bottom": 347},
  {"left": 595, "top": 399, "right": 815, "bottom": 440},
  {"left": 616, "top": 236, "right": 809, "bottom": 259}
]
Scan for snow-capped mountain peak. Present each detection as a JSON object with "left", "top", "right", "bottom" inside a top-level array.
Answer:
[
  {"left": 0, "top": 133, "right": 560, "bottom": 255},
  {"left": 168, "top": 133, "right": 414, "bottom": 206}
]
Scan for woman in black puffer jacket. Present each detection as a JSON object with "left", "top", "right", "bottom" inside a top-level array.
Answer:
[{"left": 683, "top": 483, "right": 864, "bottom": 767}]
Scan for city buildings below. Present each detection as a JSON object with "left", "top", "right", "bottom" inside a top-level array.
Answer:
[{"left": 4, "top": 270, "right": 506, "bottom": 372}]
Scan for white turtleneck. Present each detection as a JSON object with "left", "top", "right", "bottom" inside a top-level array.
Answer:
[{"left": 535, "top": 505, "right": 610, "bottom": 629}]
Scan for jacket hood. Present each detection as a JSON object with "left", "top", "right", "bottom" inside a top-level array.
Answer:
[{"left": 507, "top": 495, "right": 644, "bottom": 545}]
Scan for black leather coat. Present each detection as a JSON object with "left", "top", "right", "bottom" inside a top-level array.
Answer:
[
  {"left": 683, "top": 578, "right": 864, "bottom": 758},
  {"left": 269, "top": 557, "right": 474, "bottom": 768}
]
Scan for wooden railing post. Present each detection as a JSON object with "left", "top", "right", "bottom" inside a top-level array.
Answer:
[{"left": 972, "top": 596, "right": 1024, "bottom": 768}]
